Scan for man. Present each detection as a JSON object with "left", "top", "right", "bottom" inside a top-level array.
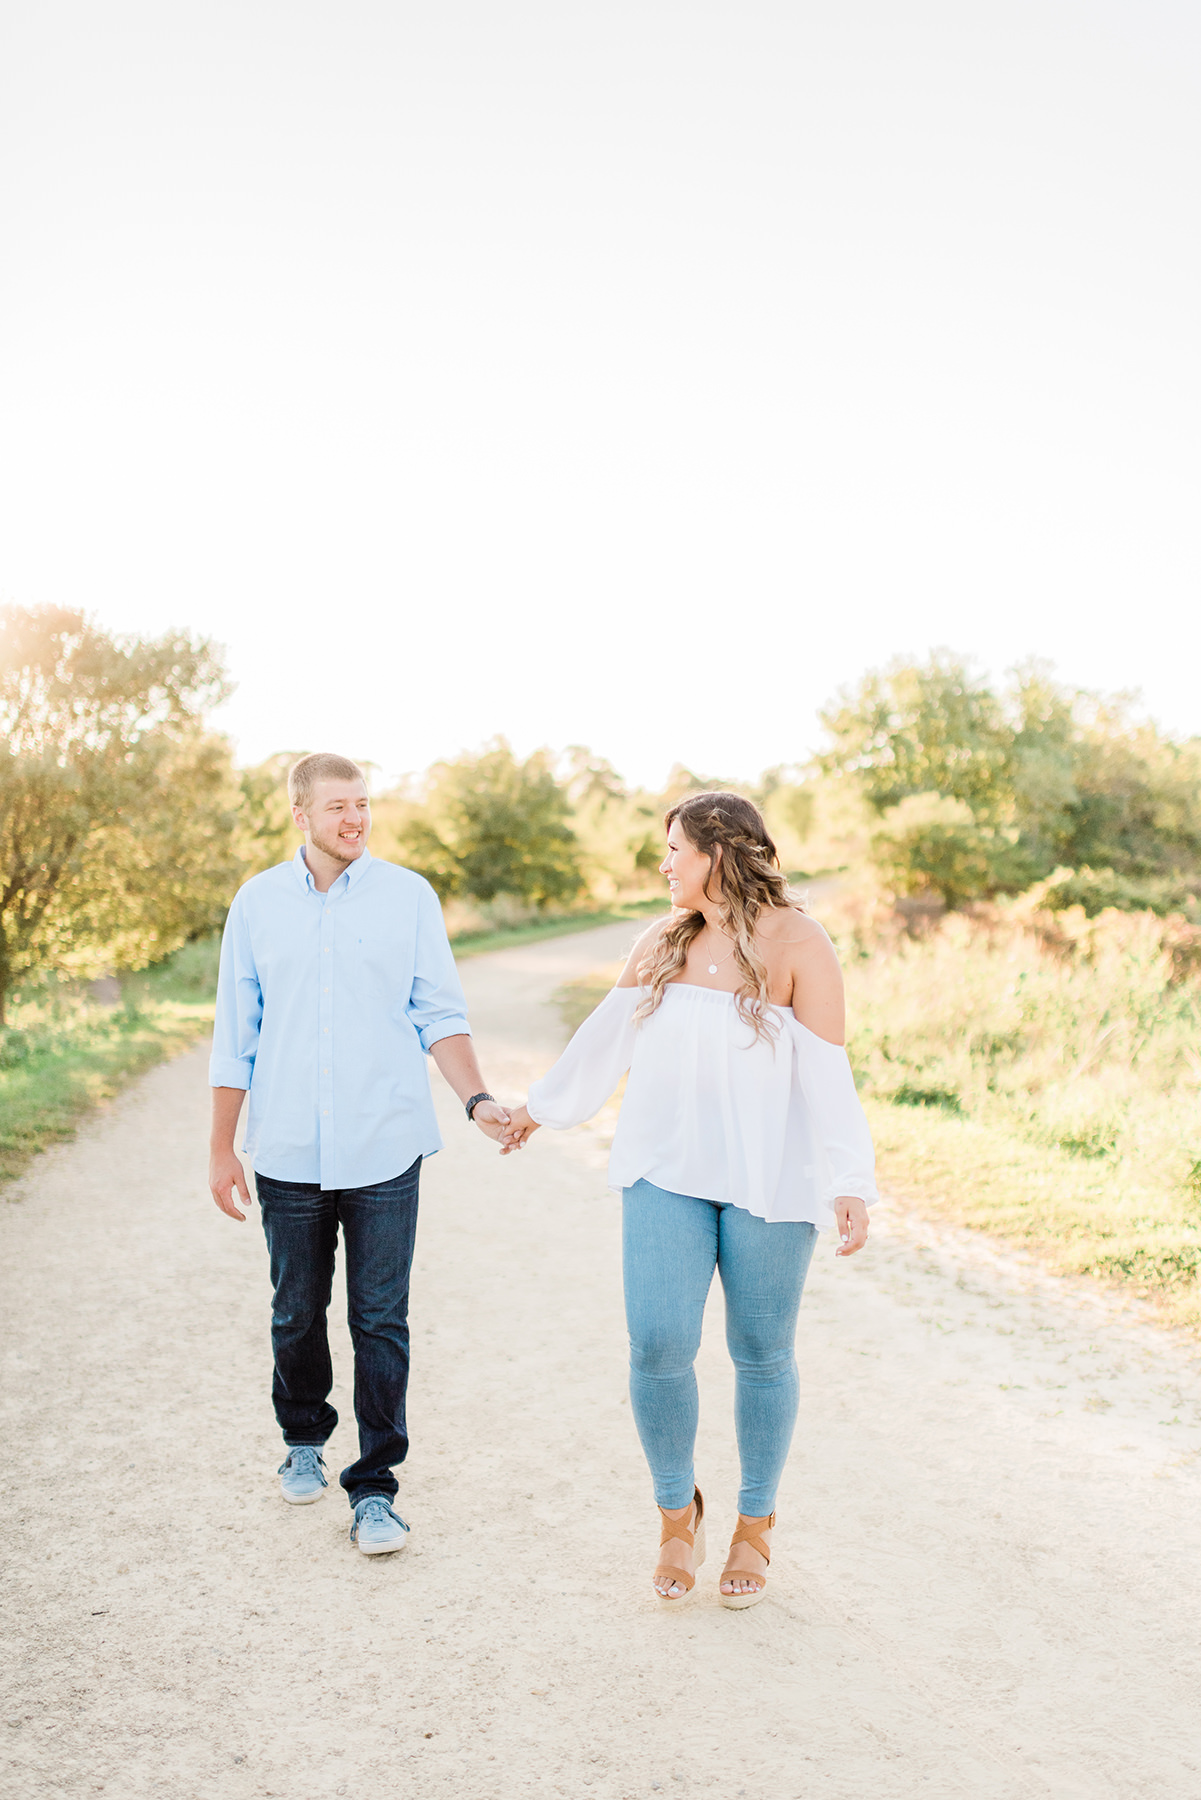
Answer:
[{"left": 208, "top": 752, "right": 510, "bottom": 1554}]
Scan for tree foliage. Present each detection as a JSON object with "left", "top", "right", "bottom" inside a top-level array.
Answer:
[
  {"left": 819, "top": 653, "right": 1013, "bottom": 820},
  {"left": 0, "top": 605, "right": 239, "bottom": 1019},
  {"left": 867, "top": 794, "right": 1029, "bottom": 909},
  {"left": 237, "top": 752, "right": 301, "bottom": 877},
  {"left": 560, "top": 748, "right": 673, "bottom": 894},
  {"left": 395, "top": 739, "right": 584, "bottom": 907},
  {"left": 819, "top": 653, "right": 1201, "bottom": 908}
]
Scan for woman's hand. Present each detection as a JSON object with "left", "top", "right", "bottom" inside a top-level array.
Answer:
[
  {"left": 834, "top": 1195, "right": 869, "bottom": 1256},
  {"left": 499, "top": 1103, "right": 541, "bottom": 1155}
]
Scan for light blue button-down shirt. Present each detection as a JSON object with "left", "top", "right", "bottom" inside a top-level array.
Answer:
[{"left": 209, "top": 847, "right": 471, "bottom": 1189}]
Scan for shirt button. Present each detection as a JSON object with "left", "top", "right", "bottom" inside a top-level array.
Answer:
[{"left": 322, "top": 1109, "right": 329, "bottom": 1116}]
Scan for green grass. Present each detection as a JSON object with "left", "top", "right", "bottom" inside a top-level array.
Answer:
[
  {"left": 449, "top": 898, "right": 664, "bottom": 958},
  {"left": 556, "top": 970, "right": 623, "bottom": 1033},
  {"left": 0, "top": 938, "right": 221, "bottom": 1187}
]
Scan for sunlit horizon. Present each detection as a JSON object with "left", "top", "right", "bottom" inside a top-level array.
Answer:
[{"left": 4, "top": 1, "right": 1199, "bottom": 788}]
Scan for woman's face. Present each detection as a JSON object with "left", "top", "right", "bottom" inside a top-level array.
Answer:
[{"left": 659, "top": 819, "right": 717, "bottom": 911}]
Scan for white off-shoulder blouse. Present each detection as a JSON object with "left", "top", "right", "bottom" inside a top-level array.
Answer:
[{"left": 526, "top": 982, "right": 878, "bottom": 1228}]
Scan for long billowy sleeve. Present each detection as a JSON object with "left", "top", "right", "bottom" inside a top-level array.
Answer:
[
  {"left": 790, "top": 1019, "right": 879, "bottom": 1207},
  {"left": 527, "top": 987, "right": 640, "bottom": 1129}
]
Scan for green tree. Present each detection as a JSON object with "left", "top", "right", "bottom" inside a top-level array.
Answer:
[
  {"left": 868, "top": 794, "right": 1029, "bottom": 909},
  {"left": 819, "top": 653, "right": 1013, "bottom": 820},
  {"left": 396, "top": 739, "right": 583, "bottom": 907},
  {"left": 1047, "top": 711, "right": 1201, "bottom": 883},
  {"left": 561, "top": 748, "right": 639, "bottom": 899},
  {"left": 817, "top": 653, "right": 1201, "bottom": 909},
  {"left": 1008, "top": 670, "right": 1201, "bottom": 902},
  {"left": 0, "top": 604, "right": 238, "bottom": 1021},
  {"left": 237, "top": 752, "right": 301, "bottom": 877},
  {"left": 817, "top": 653, "right": 1030, "bottom": 904}
]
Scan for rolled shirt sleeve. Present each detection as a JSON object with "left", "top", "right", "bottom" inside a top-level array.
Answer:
[
  {"left": 208, "top": 891, "right": 262, "bottom": 1090},
  {"left": 406, "top": 880, "right": 472, "bottom": 1052}
]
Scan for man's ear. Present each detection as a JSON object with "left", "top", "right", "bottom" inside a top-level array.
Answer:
[{"left": 291, "top": 805, "right": 308, "bottom": 832}]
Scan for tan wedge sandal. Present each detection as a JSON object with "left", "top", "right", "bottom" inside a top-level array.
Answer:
[
  {"left": 653, "top": 1487, "right": 706, "bottom": 1602},
  {"left": 719, "top": 1511, "right": 774, "bottom": 1609}
]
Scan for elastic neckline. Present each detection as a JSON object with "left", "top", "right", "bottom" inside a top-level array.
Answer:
[
  {"left": 662, "top": 981, "right": 790, "bottom": 1013},
  {"left": 659, "top": 983, "right": 844, "bottom": 1045}
]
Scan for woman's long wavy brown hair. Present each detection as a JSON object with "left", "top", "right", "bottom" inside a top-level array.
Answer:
[{"left": 634, "top": 790, "right": 804, "bottom": 1041}]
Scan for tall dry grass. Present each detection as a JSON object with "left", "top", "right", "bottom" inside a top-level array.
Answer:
[{"left": 839, "top": 904, "right": 1201, "bottom": 1326}]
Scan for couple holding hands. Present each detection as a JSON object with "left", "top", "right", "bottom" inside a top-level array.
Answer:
[{"left": 209, "top": 754, "right": 876, "bottom": 1606}]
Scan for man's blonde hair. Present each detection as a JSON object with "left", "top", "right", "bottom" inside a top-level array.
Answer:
[{"left": 288, "top": 752, "right": 367, "bottom": 815}]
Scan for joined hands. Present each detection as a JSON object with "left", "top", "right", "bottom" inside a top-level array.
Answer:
[
  {"left": 497, "top": 1103, "right": 540, "bottom": 1155},
  {"left": 469, "top": 1098, "right": 540, "bottom": 1155}
]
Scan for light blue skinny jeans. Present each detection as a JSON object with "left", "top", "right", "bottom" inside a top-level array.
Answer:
[{"left": 622, "top": 1178, "right": 818, "bottom": 1516}]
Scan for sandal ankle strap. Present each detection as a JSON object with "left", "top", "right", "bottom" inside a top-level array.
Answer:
[
  {"left": 725, "top": 1511, "right": 775, "bottom": 1565},
  {"left": 658, "top": 1486, "right": 704, "bottom": 1550}
]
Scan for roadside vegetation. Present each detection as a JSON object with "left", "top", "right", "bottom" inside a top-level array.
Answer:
[
  {"left": 0, "top": 938, "right": 220, "bottom": 1183},
  {"left": 449, "top": 898, "right": 663, "bottom": 960},
  {"left": 843, "top": 903, "right": 1201, "bottom": 1330},
  {"left": 7, "top": 600, "right": 1201, "bottom": 1330}
]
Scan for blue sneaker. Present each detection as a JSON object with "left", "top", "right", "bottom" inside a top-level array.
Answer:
[
  {"left": 350, "top": 1494, "right": 410, "bottom": 1555},
  {"left": 278, "top": 1446, "right": 328, "bottom": 1504}
]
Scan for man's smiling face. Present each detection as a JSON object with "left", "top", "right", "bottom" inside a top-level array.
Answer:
[{"left": 295, "top": 777, "right": 372, "bottom": 866}]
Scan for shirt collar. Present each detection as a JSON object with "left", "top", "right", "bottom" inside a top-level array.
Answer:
[{"left": 293, "top": 845, "right": 374, "bottom": 894}]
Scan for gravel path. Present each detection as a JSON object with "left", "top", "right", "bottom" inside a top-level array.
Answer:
[{"left": 3, "top": 921, "right": 1201, "bottom": 1800}]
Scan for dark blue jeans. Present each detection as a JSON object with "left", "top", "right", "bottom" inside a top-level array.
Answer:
[{"left": 255, "top": 1157, "right": 421, "bottom": 1508}]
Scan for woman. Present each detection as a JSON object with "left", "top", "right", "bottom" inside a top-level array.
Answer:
[{"left": 501, "top": 792, "right": 876, "bottom": 1607}]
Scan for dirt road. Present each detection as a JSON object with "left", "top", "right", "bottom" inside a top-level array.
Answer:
[{"left": 4, "top": 922, "right": 1201, "bottom": 1800}]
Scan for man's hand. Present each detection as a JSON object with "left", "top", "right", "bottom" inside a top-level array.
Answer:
[
  {"left": 498, "top": 1103, "right": 540, "bottom": 1155},
  {"left": 210, "top": 1087, "right": 251, "bottom": 1220},
  {"left": 470, "top": 1099, "right": 512, "bottom": 1143},
  {"left": 210, "top": 1147, "right": 251, "bottom": 1221},
  {"left": 834, "top": 1195, "right": 869, "bottom": 1256}
]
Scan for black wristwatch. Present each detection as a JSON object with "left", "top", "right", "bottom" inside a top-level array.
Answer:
[{"left": 465, "top": 1092, "right": 495, "bottom": 1122}]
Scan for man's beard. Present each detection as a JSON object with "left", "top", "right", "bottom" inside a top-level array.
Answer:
[{"left": 311, "top": 824, "right": 364, "bottom": 864}]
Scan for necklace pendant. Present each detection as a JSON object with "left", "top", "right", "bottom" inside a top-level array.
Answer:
[{"left": 708, "top": 963, "right": 718, "bottom": 974}]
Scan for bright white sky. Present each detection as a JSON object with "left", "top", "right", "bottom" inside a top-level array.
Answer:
[{"left": 2, "top": 1, "right": 1198, "bottom": 788}]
